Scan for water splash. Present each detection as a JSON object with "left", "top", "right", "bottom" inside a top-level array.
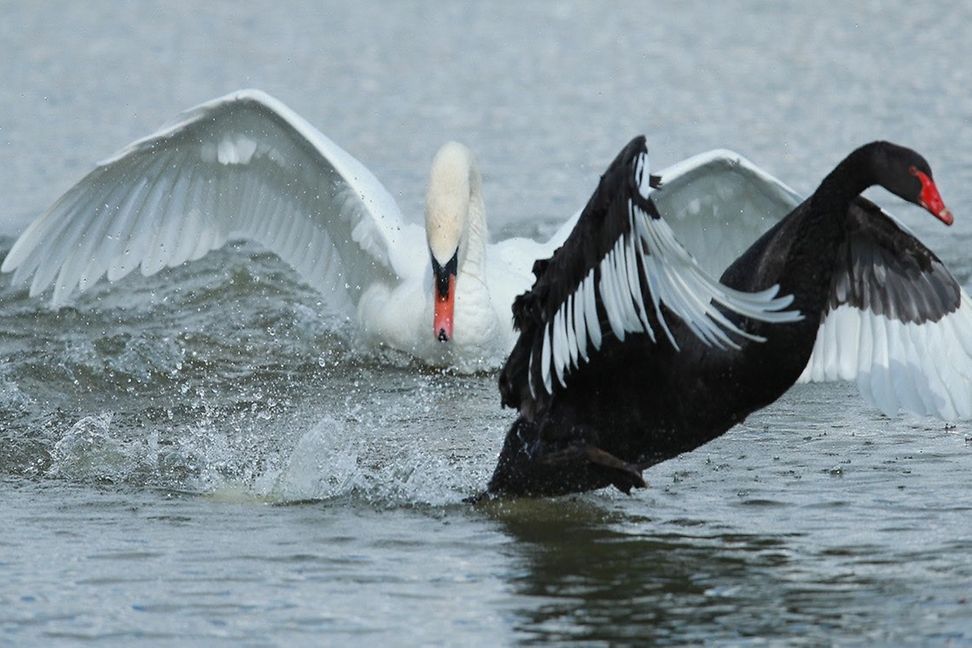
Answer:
[
  {"left": 0, "top": 239, "right": 504, "bottom": 504},
  {"left": 48, "top": 413, "right": 156, "bottom": 483},
  {"left": 264, "top": 414, "right": 491, "bottom": 506}
]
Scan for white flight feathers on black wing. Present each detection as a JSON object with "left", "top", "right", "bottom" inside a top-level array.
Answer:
[
  {"left": 797, "top": 198, "right": 972, "bottom": 419},
  {"left": 522, "top": 137, "right": 802, "bottom": 398},
  {"left": 1, "top": 89, "right": 410, "bottom": 311}
]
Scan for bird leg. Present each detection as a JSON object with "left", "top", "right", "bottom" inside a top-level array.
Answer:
[
  {"left": 482, "top": 417, "right": 647, "bottom": 499},
  {"left": 540, "top": 442, "right": 647, "bottom": 494}
]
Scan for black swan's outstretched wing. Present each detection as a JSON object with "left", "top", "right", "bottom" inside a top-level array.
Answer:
[
  {"left": 799, "top": 198, "right": 972, "bottom": 419},
  {"left": 499, "top": 136, "right": 800, "bottom": 411}
]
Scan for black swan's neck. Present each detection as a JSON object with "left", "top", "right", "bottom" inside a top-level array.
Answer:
[
  {"left": 809, "top": 144, "right": 876, "bottom": 218},
  {"left": 699, "top": 144, "right": 886, "bottom": 418},
  {"left": 778, "top": 144, "right": 878, "bottom": 311},
  {"left": 720, "top": 144, "right": 879, "bottom": 320}
]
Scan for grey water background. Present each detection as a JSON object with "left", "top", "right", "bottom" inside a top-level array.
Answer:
[{"left": 2, "top": 1, "right": 972, "bottom": 644}]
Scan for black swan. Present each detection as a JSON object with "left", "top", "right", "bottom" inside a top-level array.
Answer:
[{"left": 484, "top": 136, "right": 958, "bottom": 498}]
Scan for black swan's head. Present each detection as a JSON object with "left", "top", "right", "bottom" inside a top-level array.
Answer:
[{"left": 869, "top": 142, "right": 953, "bottom": 225}]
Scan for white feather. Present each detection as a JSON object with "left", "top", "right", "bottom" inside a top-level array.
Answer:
[
  {"left": 583, "top": 272, "right": 601, "bottom": 351},
  {"left": 541, "top": 323, "right": 553, "bottom": 395},
  {"left": 552, "top": 308, "right": 567, "bottom": 389},
  {"left": 564, "top": 295, "right": 579, "bottom": 369},
  {"left": 573, "top": 286, "right": 589, "bottom": 363},
  {"left": 802, "top": 293, "right": 972, "bottom": 419}
]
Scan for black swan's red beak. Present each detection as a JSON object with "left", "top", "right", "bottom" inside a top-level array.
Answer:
[{"left": 911, "top": 167, "right": 954, "bottom": 225}]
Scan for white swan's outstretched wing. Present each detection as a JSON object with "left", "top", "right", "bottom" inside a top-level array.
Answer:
[
  {"left": 2, "top": 89, "right": 413, "bottom": 312},
  {"left": 650, "top": 149, "right": 803, "bottom": 277}
]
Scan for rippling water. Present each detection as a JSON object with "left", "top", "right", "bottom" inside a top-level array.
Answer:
[{"left": 2, "top": 1, "right": 972, "bottom": 644}]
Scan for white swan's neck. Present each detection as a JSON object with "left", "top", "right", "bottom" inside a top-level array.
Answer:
[
  {"left": 425, "top": 141, "right": 488, "bottom": 278},
  {"left": 460, "top": 168, "right": 488, "bottom": 280}
]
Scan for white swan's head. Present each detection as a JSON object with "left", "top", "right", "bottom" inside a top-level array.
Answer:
[{"left": 425, "top": 141, "right": 479, "bottom": 342}]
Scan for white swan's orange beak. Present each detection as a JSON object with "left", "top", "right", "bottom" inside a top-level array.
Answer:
[
  {"left": 431, "top": 251, "right": 458, "bottom": 342},
  {"left": 434, "top": 274, "right": 456, "bottom": 342}
]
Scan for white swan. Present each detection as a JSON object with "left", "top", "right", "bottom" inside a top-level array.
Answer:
[{"left": 1, "top": 89, "right": 563, "bottom": 370}]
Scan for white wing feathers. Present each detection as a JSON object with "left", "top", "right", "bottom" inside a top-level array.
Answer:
[
  {"left": 652, "top": 149, "right": 803, "bottom": 277},
  {"left": 799, "top": 295, "right": 972, "bottom": 420},
  {"left": 2, "top": 89, "right": 409, "bottom": 310},
  {"left": 536, "top": 150, "right": 802, "bottom": 395}
]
